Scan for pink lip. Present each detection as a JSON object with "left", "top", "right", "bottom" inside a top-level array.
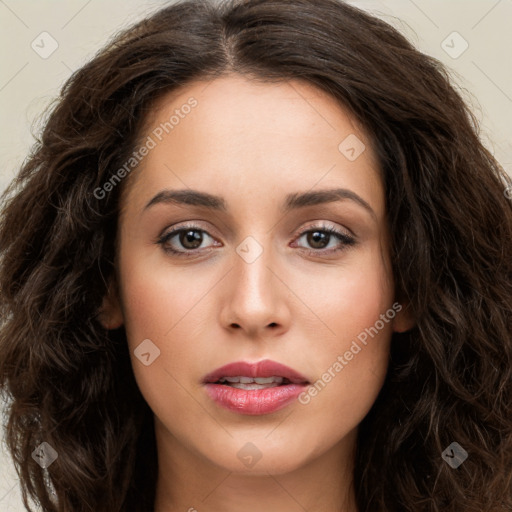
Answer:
[
  {"left": 203, "top": 359, "right": 310, "bottom": 416},
  {"left": 202, "top": 360, "right": 309, "bottom": 384}
]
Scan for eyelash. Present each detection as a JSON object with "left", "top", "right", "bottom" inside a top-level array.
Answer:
[{"left": 156, "top": 222, "right": 356, "bottom": 258}]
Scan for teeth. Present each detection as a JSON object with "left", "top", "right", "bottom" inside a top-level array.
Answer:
[
  {"left": 218, "top": 376, "right": 284, "bottom": 385},
  {"left": 230, "top": 382, "right": 280, "bottom": 390},
  {"left": 254, "top": 377, "right": 279, "bottom": 384}
]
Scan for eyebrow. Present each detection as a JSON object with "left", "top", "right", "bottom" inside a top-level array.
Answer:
[{"left": 144, "top": 187, "right": 376, "bottom": 220}]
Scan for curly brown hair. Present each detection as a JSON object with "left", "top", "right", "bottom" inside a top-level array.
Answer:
[{"left": 1, "top": 0, "right": 511, "bottom": 511}]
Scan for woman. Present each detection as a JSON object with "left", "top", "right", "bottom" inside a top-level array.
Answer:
[{"left": 0, "top": 0, "right": 511, "bottom": 510}]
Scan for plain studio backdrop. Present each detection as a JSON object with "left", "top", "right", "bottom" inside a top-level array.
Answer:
[{"left": 0, "top": 0, "right": 511, "bottom": 510}]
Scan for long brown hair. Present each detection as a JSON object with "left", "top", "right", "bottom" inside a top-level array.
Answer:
[{"left": 1, "top": 0, "right": 511, "bottom": 510}]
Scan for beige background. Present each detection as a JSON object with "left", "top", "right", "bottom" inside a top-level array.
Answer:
[{"left": 1, "top": 0, "right": 511, "bottom": 509}]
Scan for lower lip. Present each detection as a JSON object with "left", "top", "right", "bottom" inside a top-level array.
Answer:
[{"left": 204, "top": 383, "right": 307, "bottom": 415}]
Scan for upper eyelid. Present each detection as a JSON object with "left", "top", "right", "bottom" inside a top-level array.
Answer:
[
  {"left": 297, "top": 222, "right": 353, "bottom": 238},
  {"left": 159, "top": 222, "right": 217, "bottom": 240},
  {"left": 159, "top": 221, "right": 354, "bottom": 246},
  {"left": 160, "top": 220, "right": 350, "bottom": 236}
]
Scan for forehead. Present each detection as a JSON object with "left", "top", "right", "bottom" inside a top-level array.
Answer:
[{"left": 121, "top": 74, "right": 384, "bottom": 218}]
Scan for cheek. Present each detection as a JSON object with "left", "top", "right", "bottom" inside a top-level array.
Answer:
[
  {"left": 301, "top": 238, "right": 394, "bottom": 345},
  {"left": 296, "top": 243, "right": 394, "bottom": 429},
  {"left": 117, "top": 249, "right": 234, "bottom": 427},
  {"left": 116, "top": 250, "right": 206, "bottom": 396},
  {"left": 118, "top": 243, "right": 217, "bottom": 344}
]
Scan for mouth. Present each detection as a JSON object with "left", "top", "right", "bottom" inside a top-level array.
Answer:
[
  {"left": 202, "top": 360, "right": 310, "bottom": 415},
  {"left": 202, "top": 359, "right": 310, "bottom": 386},
  {"left": 213, "top": 376, "right": 292, "bottom": 390}
]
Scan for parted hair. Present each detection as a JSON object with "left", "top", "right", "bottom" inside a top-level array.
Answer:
[{"left": 0, "top": 0, "right": 511, "bottom": 510}]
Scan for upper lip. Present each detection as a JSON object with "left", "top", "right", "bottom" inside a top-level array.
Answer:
[{"left": 203, "top": 359, "right": 310, "bottom": 385}]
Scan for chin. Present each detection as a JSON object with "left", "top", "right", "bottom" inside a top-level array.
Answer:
[{"left": 205, "top": 436, "right": 317, "bottom": 475}]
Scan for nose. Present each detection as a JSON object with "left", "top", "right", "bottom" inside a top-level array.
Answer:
[{"left": 219, "top": 238, "right": 291, "bottom": 338}]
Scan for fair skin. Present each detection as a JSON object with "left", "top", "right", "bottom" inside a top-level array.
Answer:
[{"left": 100, "top": 74, "right": 414, "bottom": 512}]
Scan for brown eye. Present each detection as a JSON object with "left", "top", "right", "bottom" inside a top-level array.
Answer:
[
  {"left": 305, "top": 230, "right": 330, "bottom": 249},
  {"left": 157, "top": 224, "right": 219, "bottom": 256},
  {"left": 179, "top": 229, "right": 203, "bottom": 249},
  {"left": 294, "top": 224, "right": 356, "bottom": 255}
]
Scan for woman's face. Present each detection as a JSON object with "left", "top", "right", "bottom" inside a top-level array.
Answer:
[{"left": 103, "top": 74, "right": 411, "bottom": 476}]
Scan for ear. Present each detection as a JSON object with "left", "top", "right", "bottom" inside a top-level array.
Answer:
[
  {"left": 97, "top": 276, "right": 124, "bottom": 330},
  {"left": 392, "top": 301, "right": 416, "bottom": 333}
]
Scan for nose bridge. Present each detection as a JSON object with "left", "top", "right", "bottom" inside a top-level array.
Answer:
[
  {"left": 233, "top": 233, "right": 274, "bottom": 306},
  {"left": 221, "top": 231, "right": 288, "bottom": 334}
]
